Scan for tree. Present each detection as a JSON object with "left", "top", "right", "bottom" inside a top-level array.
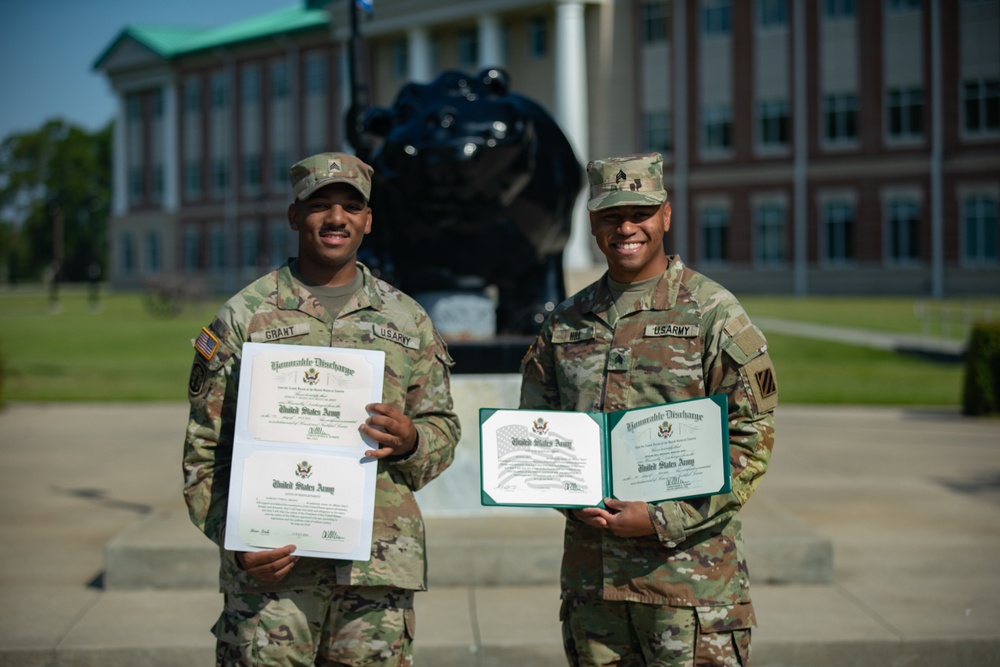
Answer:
[{"left": 0, "top": 119, "right": 112, "bottom": 283}]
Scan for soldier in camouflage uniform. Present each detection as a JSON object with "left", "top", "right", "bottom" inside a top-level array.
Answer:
[
  {"left": 520, "top": 153, "right": 777, "bottom": 666},
  {"left": 183, "top": 152, "right": 461, "bottom": 666}
]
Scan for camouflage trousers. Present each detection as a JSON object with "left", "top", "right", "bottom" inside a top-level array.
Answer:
[
  {"left": 560, "top": 599, "right": 752, "bottom": 667},
  {"left": 214, "top": 585, "right": 415, "bottom": 667}
]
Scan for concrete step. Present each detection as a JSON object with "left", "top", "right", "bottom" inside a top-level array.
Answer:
[
  {"left": 104, "top": 497, "right": 831, "bottom": 590},
  {"left": 3, "top": 585, "right": 997, "bottom": 667}
]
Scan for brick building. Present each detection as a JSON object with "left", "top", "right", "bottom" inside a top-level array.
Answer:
[{"left": 94, "top": 0, "right": 999, "bottom": 296}]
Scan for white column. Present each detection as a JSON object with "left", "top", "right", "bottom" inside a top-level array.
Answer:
[
  {"left": 408, "top": 27, "right": 433, "bottom": 83},
  {"left": 113, "top": 96, "right": 127, "bottom": 216},
  {"left": 555, "top": 0, "right": 593, "bottom": 270},
  {"left": 478, "top": 14, "right": 503, "bottom": 69},
  {"left": 162, "top": 80, "right": 179, "bottom": 212}
]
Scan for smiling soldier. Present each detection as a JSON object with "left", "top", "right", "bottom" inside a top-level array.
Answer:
[
  {"left": 183, "top": 152, "right": 460, "bottom": 667},
  {"left": 520, "top": 153, "right": 778, "bottom": 667}
]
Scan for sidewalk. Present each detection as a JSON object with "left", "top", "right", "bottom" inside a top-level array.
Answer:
[{"left": 1, "top": 400, "right": 999, "bottom": 666}]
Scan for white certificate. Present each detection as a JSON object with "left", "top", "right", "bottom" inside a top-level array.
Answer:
[
  {"left": 479, "top": 410, "right": 606, "bottom": 507},
  {"left": 224, "top": 342, "right": 385, "bottom": 560},
  {"left": 479, "top": 395, "right": 730, "bottom": 508}
]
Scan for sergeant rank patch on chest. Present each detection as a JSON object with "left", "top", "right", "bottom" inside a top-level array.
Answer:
[{"left": 644, "top": 323, "right": 700, "bottom": 338}]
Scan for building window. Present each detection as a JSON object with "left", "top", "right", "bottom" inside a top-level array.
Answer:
[
  {"left": 213, "top": 160, "right": 228, "bottom": 196},
  {"left": 963, "top": 194, "right": 999, "bottom": 264},
  {"left": 391, "top": 39, "right": 408, "bottom": 78},
  {"left": 272, "top": 152, "right": 289, "bottom": 189},
  {"left": 757, "top": 99, "right": 789, "bottom": 147},
  {"left": 211, "top": 72, "right": 228, "bottom": 109},
  {"left": 887, "top": 87, "right": 923, "bottom": 140},
  {"left": 641, "top": 2, "right": 670, "bottom": 43},
  {"left": 429, "top": 36, "right": 440, "bottom": 72},
  {"left": 529, "top": 16, "right": 549, "bottom": 57},
  {"left": 151, "top": 164, "right": 164, "bottom": 202},
  {"left": 701, "top": 105, "right": 732, "bottom": 152},
  {"left": 755, "top": 202, "right": 787, "bottom": 264},
  {"left": 120, "top": 233, "right": 135, "bottom": 275},
  {"left": 701, "top": 0, "right": 731, "bottom": 35},
  {"left": 129, "top": 167, "right": 144, "bottom": 201},
  {"left": 823, "top": 200, "right": 855, "bottom": 263},
  {"left": 457, "top": 29, "right": 478, "bottom": 69},
  {"left": 242, "top": 65, "right": 261, "bottom": 105},
  {"left": 241, "top": 226, "right": 259, "bottom": 269},
  {"left": 127, "top": 94, "right": 142, "bottom": 122},
  {"left": 270, "top": 224, "right": 289, "bottom": 268},
  {"left": 641, "top": 110, "right": 672, "bottom": 153},
  {"left": 824, "top": 0, "right": 856, "bottom": 18},
  {"left": 824, "top": 93, "right": 858, "bottom": 143},
  {"left": 757, "top": 0, "right": 788, "bottom": 28},
  {"left": 243, "top": 155, "right": 261, "bottom": 189},
  {"left": 305, "top": 54, "right": 326, "bottom": 94},
  {"left": 146, "top": 231, "right": 161, "bottom": 272},
  {"left": 886, "top": 198, "right": 920, "bottom": 263},
  {"left": 184, "top": 161, "right": 202, "bottom": 198},
  {"left": 700, "top": 207, "right": 729, "bottom": 263},
  {"left": 184, "top": 78, "right": 201, "bottom": 113},
  {"left": 210, "top": 228, "right": 226, "bottom": 273},
  {"left": 962, "top": 79, "right": 1000, "bottom": 135},
  {"left": 887, "top": 0, "right": 921, "bottom": 11},
  {"left": 151, "top": 89, "right": 163, "bottom": 119},
  {"left": 270, "top": 60, "right": 289, "bottom": 100},
  {"left": 182, "top": 228, "right": 200, "bottom": 270}
]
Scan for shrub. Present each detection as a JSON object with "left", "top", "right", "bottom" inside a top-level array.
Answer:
[{"left": 961, "top": 321, "right": 1000, "bottom": 416}]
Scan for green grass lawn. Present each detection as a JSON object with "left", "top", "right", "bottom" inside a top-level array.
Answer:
[
  {"left": 0, "top": 287, "right": 984, "bottom": 405},
  {"left": 739, "top": 295, "right": 998, "bottom": 341}
]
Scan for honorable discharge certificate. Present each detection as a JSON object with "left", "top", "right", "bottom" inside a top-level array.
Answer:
[
  {"left": 479, "top": 395, "right": 730, "bottom": 508},
  {"left": 224, "top": 342, "right": 385, "bottom": 561}
]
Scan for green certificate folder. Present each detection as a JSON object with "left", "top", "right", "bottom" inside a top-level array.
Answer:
[{"left": 479, "top": 394, "right": 731, "bottom": 508}]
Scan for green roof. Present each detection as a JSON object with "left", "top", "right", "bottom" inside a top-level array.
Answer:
[{"left": 94, "top": 4, "right": 329, "bottom": 70}]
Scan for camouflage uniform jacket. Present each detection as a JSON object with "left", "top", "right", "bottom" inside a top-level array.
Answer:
[
  {"left": 520, "top": 255, "right": 777, "bottom": 609},
  {"left": 184, "top": 262, "right": 460, "bottom": 596}
]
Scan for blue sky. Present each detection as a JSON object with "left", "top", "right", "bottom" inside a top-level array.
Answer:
[{"left": 0, "top": 0, "right": 300, "bottom": 141}]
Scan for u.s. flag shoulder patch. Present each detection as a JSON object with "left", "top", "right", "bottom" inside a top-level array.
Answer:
[{"left": 195, "top": 327, "right": 220, "bottom": 361}]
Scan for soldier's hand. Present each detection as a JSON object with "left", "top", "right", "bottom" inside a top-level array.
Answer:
[
  {"left": 361, "top": 403, "right": 417, "bottom": 459},
  {"left": 601, "top": 498, "right": 656, "bottom": 538},
  {"left": 237, "top": 545, "right": 298, "bottom": 582},
  {"left": 571, "top": 507, "right": 610, "bottom": 529}
]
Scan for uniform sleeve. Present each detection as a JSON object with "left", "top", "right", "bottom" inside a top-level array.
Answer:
[
  {"left": 648, "top": 307, "right": 777, "bottom": 548},
  {"left": 182, "top": 316, "right": 240, "bottom": 548},
  {"left": 390, "top": 326, "right": 461, "bottom": 491},
  {"left": 519, "top": 327, "right": 560, "bottom": 410}
]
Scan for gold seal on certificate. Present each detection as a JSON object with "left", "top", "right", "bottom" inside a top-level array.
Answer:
[
  {"left": 224, "top": 343, "right": 385, "bottom": 561},
  {"left": 479, "top": 395, "right": 731, "bottom": 508}
]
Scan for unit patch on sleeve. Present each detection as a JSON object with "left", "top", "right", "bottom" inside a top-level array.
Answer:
[
  {"left": 188, "top": 359, "right": 208, "bottom": 397},
  {"left": 194, "top": 327, "right": 220, "bottom": 361},
  {"left": 744, "top": 354, "right": 778, "bottom": 414}
]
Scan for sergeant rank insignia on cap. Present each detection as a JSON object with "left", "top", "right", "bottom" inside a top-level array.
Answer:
[{"left": 195, "top": 327, "right": 220, "bottom": 361}]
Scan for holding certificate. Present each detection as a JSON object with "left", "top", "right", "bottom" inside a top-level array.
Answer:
[
  {"left": 518, "top": 153, "right": 778, "bottom": 666},
  {"left": 183, "top": 152, "right": 460, "bottom": 667},
  {"left": 480, "top": 395, "right": 731, "bottom": 509}
]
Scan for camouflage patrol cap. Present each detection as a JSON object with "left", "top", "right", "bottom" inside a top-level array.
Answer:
[
  {"left": 289, "top": 152, "right": 374, "bottom": 202},
  {"left": 586, "top": 152, "right": 668, "bottom": 211}
]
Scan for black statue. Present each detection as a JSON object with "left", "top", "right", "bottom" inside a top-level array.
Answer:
[{"left": 355, "top": 67, "right": 583, "bottom": 336}]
